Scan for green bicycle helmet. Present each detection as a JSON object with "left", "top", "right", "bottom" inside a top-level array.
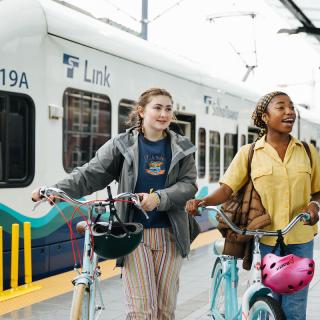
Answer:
[{"left": 92, "top": 222, "right": 143, "bottom": 259}]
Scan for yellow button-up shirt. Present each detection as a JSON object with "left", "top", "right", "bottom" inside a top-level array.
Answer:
[{"left": 220, "top": 135, "right": 320, "bottom": 246}]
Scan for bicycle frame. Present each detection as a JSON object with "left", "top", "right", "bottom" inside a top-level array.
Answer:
[
  {"left": 210, "top": 256, "right": 239, "bottom": 320},
  {"left": 72, "top": 207, "right": 105, "bottom": 320},
  {"left": 207, "top": 207, "right": 308, "bottom": 320},
  {"left": 241, "top": 236, "right": 272, "bottom": 319},
  {"left": 210, "top": 244, "right": 273, "bottom": 319}
]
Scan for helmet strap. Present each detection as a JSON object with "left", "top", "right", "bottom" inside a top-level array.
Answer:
[
  {"left": 106, "top": 186, "right": 130, "bottom": 235},
  {"left": 272, "top": 230, "right": 289, "bottom": 256}
]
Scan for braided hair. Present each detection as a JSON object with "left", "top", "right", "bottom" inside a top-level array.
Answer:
[{"left": 251, "top": 91, "right": 288, "bottom": 140}]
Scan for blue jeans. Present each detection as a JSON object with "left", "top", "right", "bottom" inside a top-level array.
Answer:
[{"left": 260, "top": 240, "right": 314, "bottom": 320}]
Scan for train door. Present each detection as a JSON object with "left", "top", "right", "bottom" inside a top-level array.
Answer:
[
  {"left": 310, "top": 139, "right": 317, "bottom": 148},
  {"left": 171, "top": 112, "right": 195, "bottom": 144},
  {"left": 248, "top": 126, "right": 259, "bottom": 144}
]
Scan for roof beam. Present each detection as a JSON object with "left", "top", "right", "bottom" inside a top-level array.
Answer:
[
  {"left": 279, "top": 0, "right": 313, "bottom": 26},
  {"left": 278, "top": 26, "right": 320, "bottom": 35},
  {"left": 278, "top": 0, "right": 320, "bottom": 42}
]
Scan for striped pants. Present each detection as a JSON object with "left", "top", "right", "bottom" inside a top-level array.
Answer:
[{"left": 123, "top": 227, "right": 183, "bottom": 320}]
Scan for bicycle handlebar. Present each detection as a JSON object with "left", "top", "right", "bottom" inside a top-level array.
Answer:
[
  {"left": 35, "top": 186, "right": 149, "bottom": 219},
  {"left": 203, "top": 206, "right": 310, "bottom": 237}
]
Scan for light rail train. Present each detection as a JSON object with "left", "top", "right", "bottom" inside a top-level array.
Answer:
[{"left": 1, "top": 0, "right": 320, "bottom": 288}]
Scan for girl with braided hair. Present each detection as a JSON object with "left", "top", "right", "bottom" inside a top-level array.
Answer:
[{"left": 186, "top": 91, "right": 320, "bottom": 320}]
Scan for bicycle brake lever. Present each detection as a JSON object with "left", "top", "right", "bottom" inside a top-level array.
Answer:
[
  {"left": 140, "top": 207, "right": 149, "bottom": 220},
  {"left": 32, "top": 198, "right": 47, "bottom": 211},
  {"left": 39, "top": 186, "right": 49, "bottom": 198},
  {"left": 133, "top": 196, "right": 149, "bottom": 220}
]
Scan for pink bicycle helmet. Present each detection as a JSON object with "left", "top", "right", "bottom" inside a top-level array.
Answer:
[{"left": 261, "top": 253, "right": 314, "bottom": 295}]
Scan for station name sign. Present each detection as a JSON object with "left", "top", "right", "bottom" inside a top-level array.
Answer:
[{"left": 204, "top": 95, "right": 238, "bottom": 120}]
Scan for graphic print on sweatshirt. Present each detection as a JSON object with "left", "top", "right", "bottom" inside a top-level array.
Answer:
[{"left": 145, "top": 154, "right": 166, "bottom": 176}]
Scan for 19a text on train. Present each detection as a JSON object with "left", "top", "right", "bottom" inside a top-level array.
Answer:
[{"left": 0, "top": 68, "right": 29, "bottom": 88}]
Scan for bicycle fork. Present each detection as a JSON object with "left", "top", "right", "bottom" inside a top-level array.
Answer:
[{"left": 241, "top": 236, "right": 272, "bottom": 319}]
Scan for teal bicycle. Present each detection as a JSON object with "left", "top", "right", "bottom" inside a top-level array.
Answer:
[
  {"left": 204, "top": 206, "right": 309, "bottom": 320},
  {"left": 35, "top": 186, "right": 146, "bottom": 320}
]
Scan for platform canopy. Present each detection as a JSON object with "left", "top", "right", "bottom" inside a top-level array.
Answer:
[{"left": 265, "top": 0, "right": 320, "bottom": 52}]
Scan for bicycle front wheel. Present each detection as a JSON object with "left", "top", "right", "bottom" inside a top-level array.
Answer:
[
  {"left": 249, "top": 296, "right": 285, "bottom": 320},
  {"left": 209, "top": 257, "right": 225, "bottom": 319},
  {"left": 69, "top": 283, "right": 86, "bottom": 320}
]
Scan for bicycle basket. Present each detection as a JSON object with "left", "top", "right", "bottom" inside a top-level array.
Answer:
[{"left": 92, "top": 222, "right": 143, "bottom": 259}]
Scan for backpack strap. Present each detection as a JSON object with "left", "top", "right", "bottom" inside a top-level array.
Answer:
[
  {"left": 302, "top": 141, "right": 312, "bottom": 168},
  {"left": 247, "top": 142, "right": 256, "bottom": 175}
]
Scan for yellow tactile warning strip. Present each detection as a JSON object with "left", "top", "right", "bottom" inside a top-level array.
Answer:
[{"left": 0, "top": 229, "right": 221, "bottom": 316}]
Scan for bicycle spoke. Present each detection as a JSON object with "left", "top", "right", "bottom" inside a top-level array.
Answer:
[{"left": 249, "top": 296, "right": 285, "bottom": 320}]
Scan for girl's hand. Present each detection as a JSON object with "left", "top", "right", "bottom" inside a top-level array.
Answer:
[
  {"left": 31, "top": 188, "right": 42, "bottom": 202},
  {"left": 137, "top": 192, "right": 160, "bottom": 212},
  {"left": 304, "top": 202, "right": 320, "bottom": 226},
  {"left": 185, "top": 199, "right": 206, "bottom": 216},
  {"left": 31, "top": 187, "right": 56, "bottom": 205}
]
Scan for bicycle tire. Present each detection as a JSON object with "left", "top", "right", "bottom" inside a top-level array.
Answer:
[
  {"left": 69, "top": 283, "right": 86, "bottom": 320},
  {"left": 249, "top": 296, "right": 285, "bottom": 320},
  {"left": 209, "top": 257, "right": 226, "bottom": 319}
]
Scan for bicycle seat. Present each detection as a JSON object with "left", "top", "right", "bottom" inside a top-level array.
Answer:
[{"left": 213, "top": 238, "right": 225, "bottom": 255}]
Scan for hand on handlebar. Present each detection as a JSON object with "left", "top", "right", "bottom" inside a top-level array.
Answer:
[
  {"left": 136, "top": 192, "right": 159, "bottom": 212},
  {"left": 304, "top": 203, "right": 319, "bottom": 226},
  {"left": 185, "top": 199, "right": 206, "bottom": 216},
  {"left": 31, "top": 187, "right": 42, "bottom": 202},
  {"left": 31, "top": 186, "right": 56, "bottom": 206}
]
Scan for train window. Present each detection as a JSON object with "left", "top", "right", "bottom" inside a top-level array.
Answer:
[
  {"left": 209, "top": 131, "right": 220, "bottom": 182},
  {"left": 0, "top": 96, "right": 4, "bottom": 182},
  {"left": 224, "top": 133, "right": 236, "bottom": 172},
  {"left": 118, "top": 99, "right": 135, "bottom": 133},
  {"left": 310, "top": 139, "right": 316, "bottom": 148},
  {"left": 198, "top": 128, "right": 206, "bottom": 178},
  {"left": 0, "top": 92, "right": 35, "bottom": 187},
  {"left": 241, "top": 134, "right": 246, "bottom": 146},
  {"left": 63, "top": 89, "right": 111, "bottom": 173}
]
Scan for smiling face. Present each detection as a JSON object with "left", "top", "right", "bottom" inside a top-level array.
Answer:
[
  {"left": 262, "top": 94, "right": 296, "bottom": 134},
  {"left": 139, "top": 95, "right": 173, "bottom": 134}
]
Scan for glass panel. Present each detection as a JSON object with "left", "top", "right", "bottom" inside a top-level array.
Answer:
[
  {"left": 198, "top": 128, "right": 206, "bottom": 178},
  {"left": 0, "top": 96, "right": 4, "bottom": 181},
  {"left": 209, "top": 131, "right": 220, "bottom": 182},
  {"left": 0, "top": 93, "right": 34, "bottom": 186},
  {"left": 63, "top": 89, "right": 111, "bottom": 172},
  {"left": 118, "top": 99, "right": 135, "bottom": 133},
  {"left": 7, "top": 97, "right": 27, "bottom": 179},
  {"left": 241, "top": 134, "right": 246, "bottom": 146},
  {"left": 224, "top": 133, "right": 236, "bottom": 172},
  {"left": 248, "top": 132, "right": 258, "bottom": 144}
]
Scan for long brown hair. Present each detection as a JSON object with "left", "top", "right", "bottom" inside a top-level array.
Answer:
[{"left": 127, "top": 88, "right": 173, "bottom": 131}]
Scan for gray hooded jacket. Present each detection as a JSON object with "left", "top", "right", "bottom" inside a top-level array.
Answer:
[{"left": 54, "top": 128, "right": 200, "bottom": 265}]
